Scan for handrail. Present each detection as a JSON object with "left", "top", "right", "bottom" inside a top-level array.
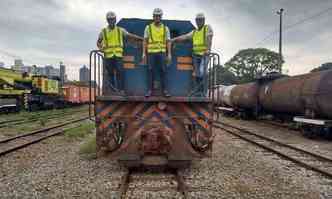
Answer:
[
  {"left": 89, "top": 50, "right": 104, "bottom": 119},
  {"left": 188, "top": 52, "right": 220, "bottom": 98}
]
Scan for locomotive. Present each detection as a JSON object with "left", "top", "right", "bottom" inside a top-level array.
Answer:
[
  {"left": 90, "top": 18, "right": 219, "bottom": 168},
  {"left": 214, "top": 70, "right": 332, "bottom": 138}
]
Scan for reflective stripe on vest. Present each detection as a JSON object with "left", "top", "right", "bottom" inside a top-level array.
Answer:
[
  {"left": 193, "top": 25, "right": 208, "bottom": 56},
  {"left": 147, "top": 23, "right": 166, "bottom": 53},
  {"left": 102, "top": 26, "right": 124, "bottom": 58}
]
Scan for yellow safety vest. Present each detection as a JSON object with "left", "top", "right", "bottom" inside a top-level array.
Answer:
[
  {"left": 192, "top": 25, "right": 208, "bottom": 56},
  {"left": 102, "top": 26, "right": 124, "bottom": 58},
  {"left": 147, "top": 23, "right": 166, "bottom": 53}
]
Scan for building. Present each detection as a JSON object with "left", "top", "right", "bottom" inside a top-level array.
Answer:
[
  {"left": 60, "top": 62, "right": 66, "bottom": 86},
  {"left": 79, "top": 65, "right": 90, "bottom": 83},
  {"left": 12, "top": 59, "right": 24, "bottom": 71},
  {"left": 14, "top": 59, "right": 23, "bottom": 67},
  {"left": 44, "top": 65, "right": 60, "bottom": 78}
]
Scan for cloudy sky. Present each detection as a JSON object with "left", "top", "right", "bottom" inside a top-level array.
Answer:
[{"left": 0, "top": 0, "right": 331, "bottom": 80}]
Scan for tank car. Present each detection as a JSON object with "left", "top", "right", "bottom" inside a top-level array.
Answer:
[
  {"left": 215, "top": 70, "right": 332, "bottom": 137},
  {"left": 259, "top": 70, "right": 332, "bottom": 137},
  {"left": 90, "top": 18, "right": 218, "bottom": 168}
]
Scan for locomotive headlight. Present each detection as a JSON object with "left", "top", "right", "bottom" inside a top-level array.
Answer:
[{"left": 157, "top": 102, "right": 167, "bottom": 110}]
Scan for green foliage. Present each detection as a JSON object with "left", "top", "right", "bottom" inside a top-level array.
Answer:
[
  {"left": 64, "top": 123, "right": 95, "bottom": 139},
  {"left": 310, "top": 62, "right": 332, "bottom": 72},
  {"left": 215, "top": 65, "right": 238, "bottom": 85},
  {"left": 79, "top": 133, "right": 97, "bottom": 159},
  {"left": 225, "top": 48, "right": 283, "bottom": 83}
]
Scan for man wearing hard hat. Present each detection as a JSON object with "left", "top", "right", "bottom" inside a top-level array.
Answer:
[
  {"left": 97, "top": 11, "right": 143, "bottom": 95},
  {"left": 171, "top": 13, "right": 213, "bottom": 96},
  {"left": 142, "top": 8, "right": 172, "bottom": 97}
]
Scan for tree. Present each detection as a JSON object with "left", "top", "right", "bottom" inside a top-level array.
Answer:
[
  {"left": 310, "top": 62, "right": 332, "bottom": 72},
  {"left": 225, "top": 48, "right": 283, "bottom": 83},
  {"left": 214, "top": 65, "right": 237, "bottom": 85}
]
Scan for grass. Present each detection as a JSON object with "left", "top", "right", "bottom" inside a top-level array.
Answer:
[
  {"left": 63, "top": 121, "right": 97, "bottom": 158},
  {"left": 64, "top": 122, "right": 95, "bottom": 140},
  {"left": 79, "top": 133, "right": 97, "bottom": 159}
]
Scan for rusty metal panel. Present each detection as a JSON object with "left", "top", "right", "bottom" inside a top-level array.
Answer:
[
  {"left": 177, "top": 64, "right": 193, "bottom": 70},
  {"left": 301, "top": 70, "right": 332, "bottom": 118},
  {"left": 258, "top": 69, "right": 332, "bottom": 119},
  {"left": 123, "top": 62, "right": 135, "bottom": 69},
  {"left": 231, "top": 82, "right": 258, "bottom": 110},
  {"left": 259, "top": 74, "right": 307, "bottom": 114}
]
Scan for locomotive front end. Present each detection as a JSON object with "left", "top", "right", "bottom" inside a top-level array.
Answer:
[{"left": 95, "top": 99, "right": 213, "bottom": 167}]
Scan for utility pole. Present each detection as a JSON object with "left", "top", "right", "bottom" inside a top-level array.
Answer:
[{"left": 277, "top": 8, "right": 284, "bottom": 73}]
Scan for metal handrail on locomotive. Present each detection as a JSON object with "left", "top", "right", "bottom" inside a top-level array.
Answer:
[{"left": 89, "top": 18, "right": 219, "bottom": 168}]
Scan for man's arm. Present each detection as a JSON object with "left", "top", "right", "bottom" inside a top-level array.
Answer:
[
  {"left": 171, "top": 31, "right": 193, "bottom": 43},
  {"left": 167, "top": 40, "right": 171, "bottom": 57},
  {"left": 142, "top": 26, "right": 149, "bottom": 64},
  {"left": 127, "top": 32, "right": 144, "bottom": 41},
  {"left": 121, "top": 28, "right": 143, "bottom": 41},
  {"left": 206, "top": 25, "right": 213, "bottom": 54},
  {"left": 166, "top": 27, "right": 172, "bottom": 64},
  {"left": 97, "top": 31, "right": 103, "bottom": 50}
]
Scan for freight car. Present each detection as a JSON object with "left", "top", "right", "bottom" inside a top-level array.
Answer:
[
  {"left": 63, "top": 82, "right": 96, "bottom": 104},
  {"left": 90, "top": 18, "right": 218, "bottom": 168},
  {"left": 214, "top": 70, "right": 332, "bottom": 138}
]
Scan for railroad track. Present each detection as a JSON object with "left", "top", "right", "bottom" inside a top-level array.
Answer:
[
  {"left": 214, "top": 120, "right": 332, "bottom": 179},
  {"left": 0, "top": 106, "right": 89, "bottom": 124},
  {"left": 0, "top": 116, "right": 90, "bottom": 156},
  {"left": 0, "top": 109, "right": 88, "bottom": 129},
  {"left": 118, "top": 168, "right": 189, "bottom": 199},
  {"left": 213, "top": 110, "right": 298, "bottom": 133}
]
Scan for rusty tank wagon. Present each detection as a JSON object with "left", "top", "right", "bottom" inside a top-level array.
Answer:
[{"left": 214, "top": 70, "right": 332, "bottom": 138}]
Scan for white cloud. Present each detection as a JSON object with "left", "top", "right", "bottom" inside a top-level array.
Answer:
[{"left": 0, "top": 0, "right": 331, "bottom": 80}]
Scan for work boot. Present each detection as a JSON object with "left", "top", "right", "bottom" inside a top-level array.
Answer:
[
  {"left": 164, "top": 90, "right": 171, "bottom": 97},
  {"left": 145, "top": 90, "right": 152, "bottom": 97},
  {"left": 119, "top": 90, "right": 126, "bottom": 96}
]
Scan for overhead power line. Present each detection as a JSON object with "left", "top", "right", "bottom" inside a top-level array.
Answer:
[{"left": 256, "top": 6, "right": 332, "bottom": 46}]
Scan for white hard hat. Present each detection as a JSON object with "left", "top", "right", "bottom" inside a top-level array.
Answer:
[
  {"left": 196, "top": 13, "right": 205, "bottom": 19},
  {"left": 106, "top": 11, "right": 116, "bottom": 19},
  {"left": 153, "top": 8, "right": 163, "bottom": 16}
]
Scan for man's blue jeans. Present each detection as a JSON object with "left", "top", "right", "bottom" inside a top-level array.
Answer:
[
  {"left": 147, "top": 52, "right": 167, "bottom": 94},
  {"left": 104, "top": 57, "right": 124, "bottom": 92},
  {"left": 192, "top": 55, "right": 209, "bottom": 95}
]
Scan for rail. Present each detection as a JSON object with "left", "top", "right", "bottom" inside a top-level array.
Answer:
[
  {"left": 118, "top": 168, "right": 189, "bottom": 199},
  {"left": 214, "top": 120, "right": 332, "bottom": 179},
  {"left": 0, "top": 116, "right": 90, "bottom": 156}
]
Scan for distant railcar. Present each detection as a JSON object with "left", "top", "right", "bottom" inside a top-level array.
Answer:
[
  {"left": 63, "top": 83, "right": 96, "bottom": 105},
  {"left": 63, "top": 84, "right": 80, "bottom": 104},
  {"left": 79, "top": 86, "right": 95, "bottom": 103}
]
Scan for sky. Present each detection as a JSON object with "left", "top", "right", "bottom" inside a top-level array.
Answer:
[{"left": 0, "top": 0, "right": 331, "bottom": 80}]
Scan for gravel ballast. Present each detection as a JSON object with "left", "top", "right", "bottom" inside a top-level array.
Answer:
[{"left": 1, "top": 120, "right": 332, "bottom": 198}]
